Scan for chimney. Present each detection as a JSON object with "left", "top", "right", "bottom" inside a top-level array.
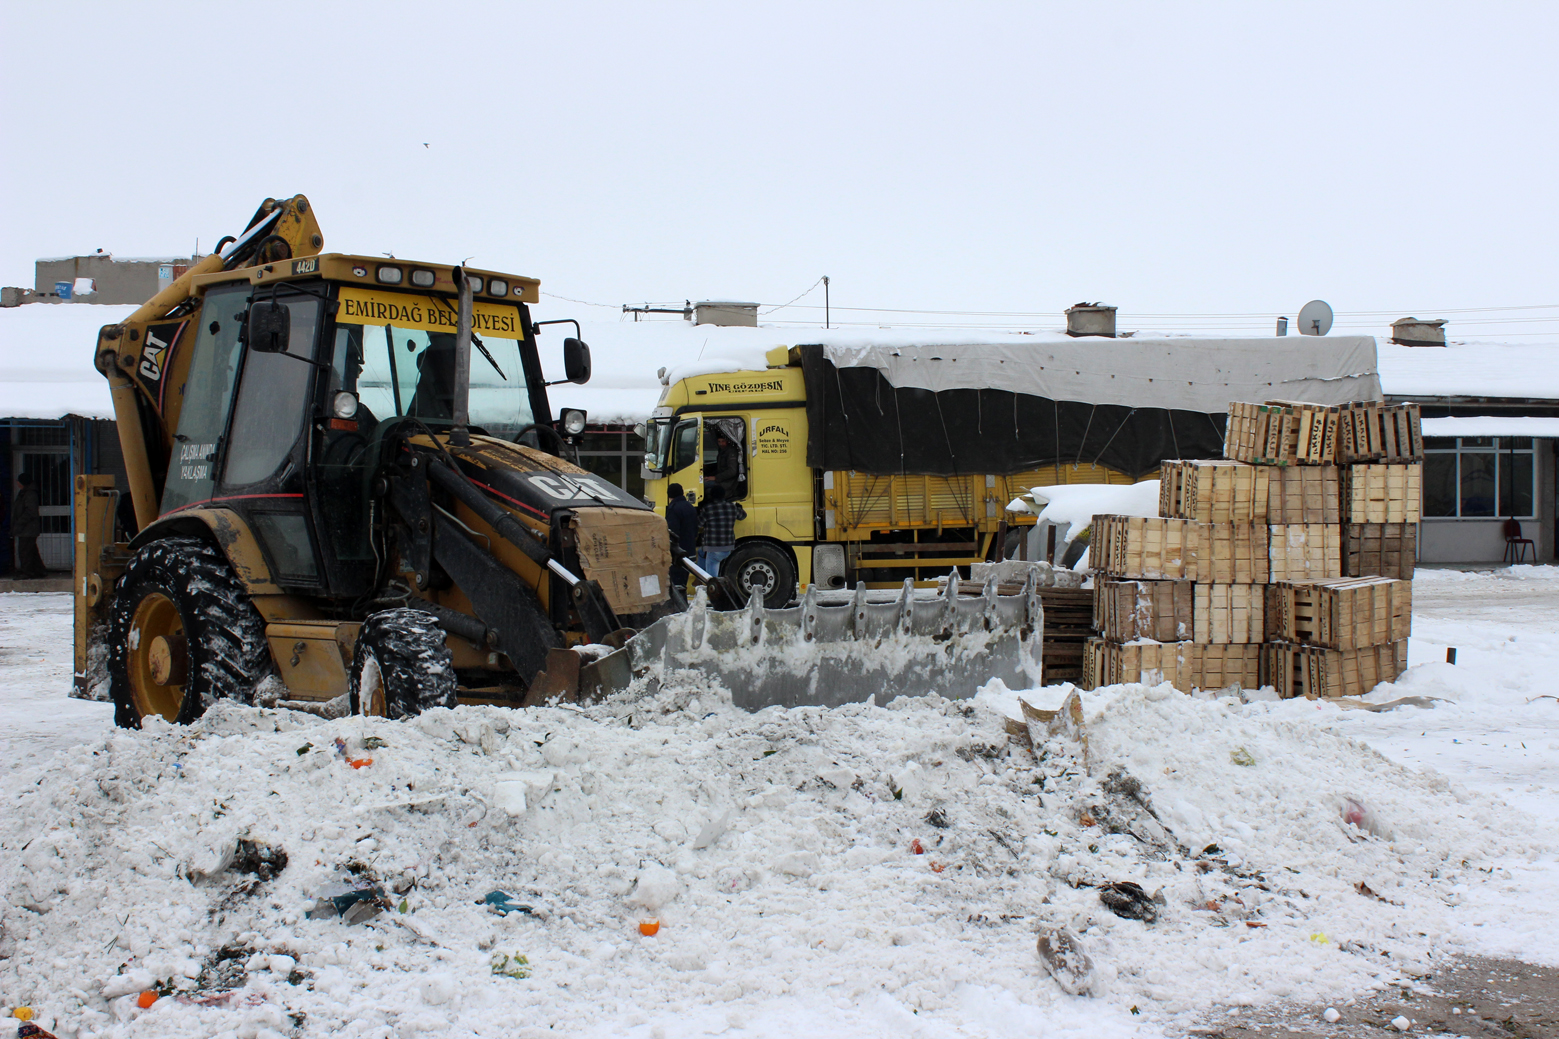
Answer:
[
  {"left": 694, "top": 301, "right": 759, "bottom": 327},
  {"left": 1065, "top": 303, "right": 1116, "bottom": 338},
  {"left": 1390, "top": 317, "right": 1447, "bottom": 347}
]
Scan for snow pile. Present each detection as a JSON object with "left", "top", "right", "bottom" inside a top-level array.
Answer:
[
  {"left": 1021, "top": 480, "right": 1162, "bottom": 544},
  {"left": 1, "top": 668, "right": 1546, "bottom": 1038}
]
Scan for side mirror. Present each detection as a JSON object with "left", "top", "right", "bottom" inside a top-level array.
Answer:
[
  {"left": 563, "top": 337, "right": 591, "bottom": 385},
  {"left": 633, "top": 422, "right": 647, "bottom": 440},
  {"left": 247, "top": 300, "right": 290, "bottom": 353}
]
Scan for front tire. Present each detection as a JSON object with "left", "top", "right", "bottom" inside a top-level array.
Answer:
[
  {"left": 108, "top": 537, "right": 271, "bottom": 728},
  {"left": 349, "top": 609, "right": 458, "bottom": 719},
  {"left": 723, "top": 542, "right": 797, "bottom": 609}
]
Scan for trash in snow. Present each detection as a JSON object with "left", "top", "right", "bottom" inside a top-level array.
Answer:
[
  {"left": 691, "top": 808, "right": 731, "bottom": 849},
  {"left": 924, "top": 806, "right": 951, "bottom": 828},
  {"left": 1099, "top": 880, "right": 1159, "bottom": 923},
  {"left": 18, "top": 1024, "right": 58, "bottom": 1039},
  {"left": 306, "top": 884, "right": 388, "bottom": 923},
  {"left": 231, "top": 839, "right": 288, "bottom": 881},
  {"left": 479, "top": 890, "right": 535, "bottom": 916},
  {"left": 491, "top": 951, "right": 532, "bottom": 978},
  {"left": 1323, "top": 1007, "right": 1341, "bottom": 1023},
  {"left": 1341, "top": 797, "right": 1392, "bottom": 839},
  {"left": 910, "top": 838, "right": 926, "bottom": 855},
  {"left": 12, "top": 1008, "right": 33, "bottom": 1021},
  {"left": 1229, "top": 747, "right": 1256, "bottom": 767},
  {"left": 1354, "top": 881, "right": 1402, "bottom": 906},
  {"left": 1035, "top": 926, "right": 1095, "bottom": 996},
  {"left": 639, "top": 919, "right": 661, "bottom": 936}
]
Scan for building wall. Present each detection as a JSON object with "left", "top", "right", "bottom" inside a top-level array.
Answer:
[
  {"left": 1419, "top": 438, "right": 1554, "bottom": 563},
  {"left": 34, "top": 255, "right": 193, "bottom": 305}
]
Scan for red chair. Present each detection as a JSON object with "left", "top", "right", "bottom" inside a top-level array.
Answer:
[{"left": 1503, "top": 518, "right": 1535, "bottom": 563}]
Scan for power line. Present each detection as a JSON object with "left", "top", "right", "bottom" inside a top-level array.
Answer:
[{"left": 759, "top": 276, "right": 825, "bottom": 315}]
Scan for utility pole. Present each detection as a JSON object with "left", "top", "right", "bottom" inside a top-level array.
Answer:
[{"left": 823, "top": 275, "right": 830, "bottom": 329}]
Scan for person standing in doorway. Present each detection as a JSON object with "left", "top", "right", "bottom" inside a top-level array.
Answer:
[
  {"left": 712, "top": 430, "right": 741, "bottom": 500},
  {"left": 697, "top": 484, "right": 745, "bottom": 576},
  {"left": 12, "top": 472, "right": 46, "bottom": 580},
  {"left": 664, "top": 482, "right": 699, "bottom": 594}
]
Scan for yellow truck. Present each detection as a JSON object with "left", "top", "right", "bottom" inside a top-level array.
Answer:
[{"left": 639, "top": 333, "right": 1385, "bottom": 610}]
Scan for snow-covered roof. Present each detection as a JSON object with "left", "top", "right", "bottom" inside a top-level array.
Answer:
[
  {"left": 1420, "top": 416, "right": 1559, "bottom": 438},
  {"left": 1377, "top": 339, "right": 1559, "bottom": 400},
  {"left": 0, "top": 303, "right": 131, "bottom": 420}
]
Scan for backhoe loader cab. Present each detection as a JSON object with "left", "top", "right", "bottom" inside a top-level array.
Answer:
[{"left": 78, "top": 197, "right": 673, "bottom": 727}]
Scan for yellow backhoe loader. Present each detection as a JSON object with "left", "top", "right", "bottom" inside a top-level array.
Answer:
[{"left": 74, "top": 197, "right": 1045, "bottom": 725}]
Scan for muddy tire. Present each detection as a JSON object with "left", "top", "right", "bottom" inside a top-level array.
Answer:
[
  {"left": 349, "top": 609, "right": 457, "bottom": 719},
  {"left": 108, "top": 536, "right": 271, "bottom": 729},
  {"left": 723, "top": 542, "right": 796, "bottom": 609}
]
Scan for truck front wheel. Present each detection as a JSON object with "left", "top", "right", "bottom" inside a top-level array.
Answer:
[
  {"left": 723, "top": 543, "right": 796, "bottom": 609},
  {"left": 349, "top": 609, "right": 458, "bottom": 719},
  {"left": 107, "top": 537, "right": 271, "bottom": 728}
]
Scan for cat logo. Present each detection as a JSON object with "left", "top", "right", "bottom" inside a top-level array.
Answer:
[
  {"left": 292, "top": 258, "right": 318, "bottom": 275},
  {"left": 139, "top": 332, "right": 170, "bottom": 381}
]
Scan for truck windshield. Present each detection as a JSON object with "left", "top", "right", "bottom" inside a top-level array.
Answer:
[
  {"left": 643, "top": 418, "right": 673, "bottom": 471},
  {"left": 330, "top": 290, "right": 534, "bottom": 437}
]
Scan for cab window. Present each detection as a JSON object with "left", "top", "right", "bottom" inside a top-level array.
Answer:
[{"left": 670, "top": 420, "right": 701, "bottom": 473}]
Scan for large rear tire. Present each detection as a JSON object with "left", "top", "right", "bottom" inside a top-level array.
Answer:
[
  {"left": 108, "top": 537, "right": 271, "bottom": 729},
  {"left": 723, "top": 542, "right": 796, "bottom": 609},
  {"left": 349, "top": 609, "right": 458, "bottom": 720}
]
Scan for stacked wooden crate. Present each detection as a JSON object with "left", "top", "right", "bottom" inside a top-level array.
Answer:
[{"left": 1083, "top": 400, "right": 1420, "bottom": 698}]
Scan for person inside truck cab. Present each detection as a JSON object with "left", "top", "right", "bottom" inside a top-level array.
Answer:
[{"left": 712, "top": 430, "right": 741, "bottom": 500}]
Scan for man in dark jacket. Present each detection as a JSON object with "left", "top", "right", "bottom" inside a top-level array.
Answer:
[
  {"left": 12, "top": 473, "right": 46, "bottom": 579},
  {"left": 665, "top": 482, "right": 699, "bottom": 592},
  {"left": 712, "top": 431, "right": 741, "bottom": 500}
]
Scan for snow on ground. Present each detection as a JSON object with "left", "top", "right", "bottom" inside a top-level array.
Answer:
[{"left": 0, "top": 571, "right": 1556, "bottom": 1039}]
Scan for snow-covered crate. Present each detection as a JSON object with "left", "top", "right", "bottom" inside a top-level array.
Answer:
[
  {"left": 1091, "top": 515, "right": 1196, "bottom": 580},
  {"left": 1268, "top": 576, "right": 1412, "bottom": 650},
  {"left": 1263, "top": 640, "right": 1408, "bottom": 699},
  {"left": 1344, "top": 522, "right": 1417, "bottom": 581},
  {"left": 1083, "top": 638, "right": 1262, "bottom": 691},
  {"left": 1198, "top": 522, "right": 1270, "bottom": 584},
  {"left": 1159, "top": 459, "right": 1269, "bottom": 523},
  {"left": 1192, "top": 583, "right": 1264, "bottom": 644},
  {"left": 1224, "top": 402, "right": 1294, "bottom": 466},
  {"left": 1265, "top": 399, "right": 1342, "bottom": 464},
  {"left": 1345, "top": 463, "right": 1423, "bottom": 523},
  {"left": 1340, "top": 401, "right": 1423, "bottom": 464},
  {"left": 1268, "top": 523, "right": 1342, "bottom": 583},
  {"left": 1266, "top": 465, "right": 1341, "bottom": 523},
  {"left": 1093, "top": 579, "right": 1193, "bottom": 643}
]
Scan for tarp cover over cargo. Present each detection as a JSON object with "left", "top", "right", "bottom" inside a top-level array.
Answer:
[{"left": 799, "top": 335, "right": 1382, "bottom": 479}]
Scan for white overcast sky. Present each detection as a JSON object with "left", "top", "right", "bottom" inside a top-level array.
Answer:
[{"left": 2, "top": 2, "right": 1556, "bottom": 337}]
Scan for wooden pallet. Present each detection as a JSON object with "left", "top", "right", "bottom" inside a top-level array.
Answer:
[
  {"left": 1268, "top": 576, "right": 1412, "bottom": 650},
  {"left": 1082, "top": 638, "right": 1263, "bottom": 691},
  {"left": 1265, "top": 400, "right": 1342, "bottom": 464},
  {"left": 1091, "top": 515, "right": 1197, "bottom": 580},
  {"left": 1198, "top": 523, "right": 1270, "bottom": 584},
  {"left": 1160, "top": 460, "right": 1270, "bottom": 523},
  {"left": 1345, "top": 464, "right": 1423, "bottom": 524},
  {"left": 1344, "top": 522, "right": 1417, "bottom": 581},
  {"left": 1225, "top": 402, "right": 1294, "bottom": 466},
  {"left": 1267, "top": 465, "right": 1341, "bottom": 523},
  {"left": 1340, "top": 402, "right": 1423, "bottom": 463},
  {"left": 1193, "top": 583, "right": 1265, "bottom": 644},
  {"left": 1094, "top": 579, "right": 1193, "bottom": 644},
  {"left": 1263, "top": 641, "right": 1408, "bottom": 699},
  {"left": 1039, "top": 587, "right": 1094, "bottom": 684},
  {"left": 1269, "top": 523, "right": 1343, "bottom": 583}
]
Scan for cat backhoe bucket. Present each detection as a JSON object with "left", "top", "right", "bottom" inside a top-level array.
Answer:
[{"left": 570, "top": 570, "right": 1044, "bottom": 711}]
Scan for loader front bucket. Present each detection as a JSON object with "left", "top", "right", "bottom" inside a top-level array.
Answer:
[{"left": 579, "top": 571, "right": 1044, "bottom": 711}]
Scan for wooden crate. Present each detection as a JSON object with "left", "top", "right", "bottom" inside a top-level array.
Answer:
[
  {"left": 1224, "top": 402, "right": 1294, "bottom": 466},
  {"left": 1268, "top": 576, "right": 1411, "bottom": 649},
  {"left": 1340, "top": 402, "right": 1423, "bottom": 463},
  {"left": 1344, "top": 522, "right": 1417, "bottom": 581},
  {"left": 1269, "top": 523, "right": 1342, "bottom": 582},
  {"left": 1267, "top": 465, "right": 1341, "bottom": 523},
  {"left": 1160, "top": 460, "right": 1269, "bottom": 523},
  {"left": 1091, "top": 515, "right": 1197, "bottom": 580},
  {"left": 1039, "top": 587, "right": 1096, "bottom": 684},
  {"left": 1192, "top": 583, "right": 1264, "bottom": 643},
  {"left": 1094, "top": 579, "right": 1193, "bottom": 643},
  {"left": 1082, "top": 638, "right": 1263, "bottom": 691},
  {"left": 1198, "top": 523, "right": 1270, "bottom": 584},
  {"left": 1263, "top": 641, "right": 1408, "bottom": 699},
  {"left": 1266, "top": 400, "right": 1342, "bottom": 464},
  {"left": 1345, "top": 464, "right": 1422, "bottom": 523}
]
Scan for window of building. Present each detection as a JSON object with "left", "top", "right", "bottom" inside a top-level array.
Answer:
[
  {"left": 1423, "top": 437, "right": 1534, "bottom": 518},
  {"left": 573, "top": 427, "right": 647, "bottom": 501}
]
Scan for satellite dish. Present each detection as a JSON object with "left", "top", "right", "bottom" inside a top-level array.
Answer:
[{"left": 1298, "top": 299, "right": 1333, "bottom": 336}]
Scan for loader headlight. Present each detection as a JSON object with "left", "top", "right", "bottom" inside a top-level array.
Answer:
[
  {"left": 559, "top": 409, "right": 587, "bottom": 436},
  {"left": 464, "top": 274, "right": 484, "bottom": 293},
  {"left": 487, "top": 278, "right": 509, "bottom": 297},
  {"left": 410, "top": 269, "right": 436, "bottom": 288},
  {"left": 376, "top": 266, "right": 403, "bottom": 285},
  {"left": 332, "top": 391, "right": 360, "bottom": 419}
]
